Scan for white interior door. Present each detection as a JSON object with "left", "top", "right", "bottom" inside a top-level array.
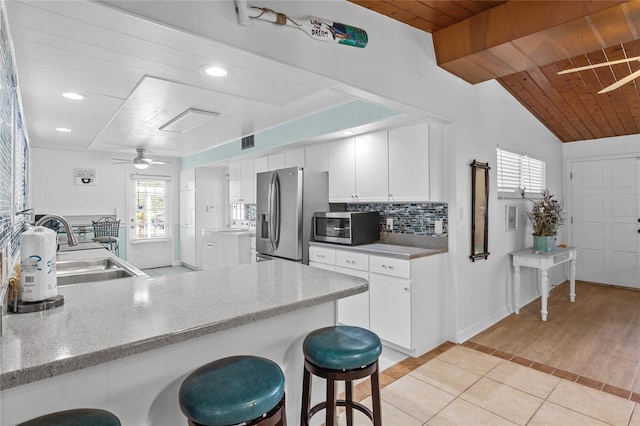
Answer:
[{"left": 571, "top": 158, "right": 640, "bottom": 288}]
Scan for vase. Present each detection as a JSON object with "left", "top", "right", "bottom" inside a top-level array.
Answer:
[{"left": 533, "top": 235, "right": 556, "bottom": 252}]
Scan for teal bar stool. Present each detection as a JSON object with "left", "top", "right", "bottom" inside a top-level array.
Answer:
[
  {"left": 179, "top": 355, "right": 286, "bottom": 426},
  {"left": 300, "top": 326, "right": 383, "bottom": 426},
  {"left": 17, "top": 408, "right": 121, "bottom": 426}
]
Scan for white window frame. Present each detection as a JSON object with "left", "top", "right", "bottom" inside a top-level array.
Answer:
[
  {"left": 497, "top": 147, "right": 546, "bottom": 199},
  {"left": 130, "top": 174, "right": 171, "bottom": 242}
]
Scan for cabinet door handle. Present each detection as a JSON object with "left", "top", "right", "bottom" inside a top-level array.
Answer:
[{"left": 404, "top": 287, "right": 410, "bottom": 292}]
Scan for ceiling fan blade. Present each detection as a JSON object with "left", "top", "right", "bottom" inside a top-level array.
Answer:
[
  {"left": 598, "top": 68, "right": 640, "bottom": 94},
  {"left": 112, "top": 158, "right": 130, "bottom": 162},
  {"left": 112, "top": 161, "right": 131, "bottom": 165},
  {"left": 557, "top": 55, "right": 640, "bottom": 75}
]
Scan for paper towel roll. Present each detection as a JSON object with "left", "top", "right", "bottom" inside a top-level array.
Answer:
[{"left": 20, "top": 226, "right": 57, "bottom": 302}]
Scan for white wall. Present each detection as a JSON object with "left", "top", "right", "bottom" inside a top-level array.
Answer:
[
  {"left": 106, "top": 0, "right": 565, "bottom": 342},
  {"left": 31, "top": 148, "right": 181, "bottom": 265}
]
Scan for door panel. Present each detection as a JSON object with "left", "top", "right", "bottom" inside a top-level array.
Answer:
[{"left": 571, "top": 158, "right": 640, "bottom": 287}]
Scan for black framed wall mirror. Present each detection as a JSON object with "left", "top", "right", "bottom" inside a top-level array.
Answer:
[{"left": 470, "top": 160, "right": 490, "bottom": 261}]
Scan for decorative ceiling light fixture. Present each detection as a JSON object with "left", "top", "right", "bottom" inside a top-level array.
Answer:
[
  {"left": 133, "top": 158, "right": 149, "bottom": 170},
  {"left": 55, "top": 127, "right": 72, "bottom": 132},
  {"left": 233, "top": 1, "right": 368, "bottom": 49},
  {"left": 62, "top": 92, "right": 85, "bottom": 100},
  {"left": 159, "top": 108, "right": 220, "bottom": 134}
]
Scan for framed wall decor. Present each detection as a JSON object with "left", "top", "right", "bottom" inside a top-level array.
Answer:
[
  {"left": 505, "top": 205, "right": 518, "bottom": 231},
  {"left": 470, "top": 160, "right": 490, "bottom": 262}
]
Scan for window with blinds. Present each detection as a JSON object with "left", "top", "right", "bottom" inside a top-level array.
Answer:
[
  {"left": 132, "top": 176, "right": 169, "bottom": 240},
  {"left": 497, "top": 148, "right": 546, "bottom": 198}
]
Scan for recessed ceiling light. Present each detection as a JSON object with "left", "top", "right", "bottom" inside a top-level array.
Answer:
[
  {"left": 342, "top": 130, "right": 354, "bottom": 135},
  {"left": 55, "top": 127, "right": 72, "bottom": 132},
  {"left": 62, "top": 92, "right": 84, "bottom": 100},
  {"left": 201, "top": 66, "right": 228, "bottom": 77}
]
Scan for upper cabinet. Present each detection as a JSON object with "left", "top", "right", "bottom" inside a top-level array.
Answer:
[
  {"left": 267, "top": 153, "right": 286, "bottom": 171},
  {"left": 229, "top": 158, "right": 257, "bottom": 204},
  {"left": 305, "top": 144, "right": 329, "bottom": 172},
  {"left": 180, "top": 168, "right": 196, "bottom": 191},
  {"left": 355, "top": 130, "right": 389, "bottom": 202},
  {"left": 327, "top": 123, "right": 429, "bottom": 203},
  {"left": 388, "top": 122, "right": 429, "bottom": 202},
  {"left": 328, "top": 137, "right": 357, "bottom": 202},
  {"left": 285, "top": 147, "right": 305, "bottom": 169}
]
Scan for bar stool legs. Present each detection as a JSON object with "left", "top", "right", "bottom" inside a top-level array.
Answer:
[
  {"left": 301, "top": 359, "right": 382, "bottom": 426},
  {"left": 300, "top": 326, "right": 383, "bottom": 426}
]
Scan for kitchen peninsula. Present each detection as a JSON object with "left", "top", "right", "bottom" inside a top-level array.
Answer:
[{"left": 0, "top": 258, "right": 367, "bottom": 425}]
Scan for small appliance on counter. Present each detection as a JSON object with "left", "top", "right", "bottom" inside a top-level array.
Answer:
[
  {"left": 313, "top": 211, "right": 380, "bottom": 245},
  {"left": 256, "top": 166, "right": 329, "bottom": 264}
]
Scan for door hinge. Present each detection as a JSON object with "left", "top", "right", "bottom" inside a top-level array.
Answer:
[
  {"left": 571, "top": 217, "right": 573, "bottom": 224},
  {"left": 570, "top": 172, "right": 573, "bottom": 179}
]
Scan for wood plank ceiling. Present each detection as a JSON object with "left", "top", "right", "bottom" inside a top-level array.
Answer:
[{"left": 349, "top": 1, "right": 640, "bottom": 142}]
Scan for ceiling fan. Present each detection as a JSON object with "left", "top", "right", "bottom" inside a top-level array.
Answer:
[
  {"left": 557, "top": 55, "right": 640, "bottom": 94},
  {"left": 112, "top": 148, "right": 171, "bottom": 170}
]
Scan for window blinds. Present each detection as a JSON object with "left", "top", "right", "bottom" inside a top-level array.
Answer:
[{"left": 497, "top": 148, "right": 546, "bottom": 198}]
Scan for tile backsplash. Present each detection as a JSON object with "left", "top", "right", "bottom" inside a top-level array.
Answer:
[{"left": 341, "top": 203, "right": 448, "bottom": 235}]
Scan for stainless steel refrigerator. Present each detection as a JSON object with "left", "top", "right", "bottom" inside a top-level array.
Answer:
[{"left": 256, "top": 166, "right": 329, "bottom": 264}]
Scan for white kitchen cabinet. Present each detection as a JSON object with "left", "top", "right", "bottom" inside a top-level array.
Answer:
[
  {"left": 240, "top": 158, "right": 255, "bottom": 203},
  {"left": 328, "top": 137, "right": 356, "bottom": 202},
  {"left": 309, "top": 246, "right": 369, "bottom": 328},
  {"left": 180, "top": 226, "right": 196, "bottom": 267},
  {"left": 179, "top": 189, "right": 195, "bottom": 228},
  {"left": 305, "top": 143, "right": 329, "bottom": 172},
  {"left": 309, "top": 243, "right": 446, "bottom": 356},
  {"left": 336, "top": 250, "right": 370, "bottom": 329},
  {"left": 267, "top": 153, "right": 286, "bottom": 171},
  {"left": 369, "top": 273, "right": 411, "bottom": 348},
  {"left": 388, "top": 122, "right": 429, "bottom": 202},
  {"left": 327, "top": 131, "right": 389, "bottom": 202},
  {"left": 354, "top": 130, "right": 388, "bottom": 202},
  {"left": 181, "top": 167, "right": 225, "bottom": 269},
  {"left": 202, "top": 230, "right": 251, "bottom": 270},
  {"left": 370, "top": 253, "right": 445, "bottom": 355},
  {"left": 180, "top": 168, "right": 196, "bottom": 191},
  {"left": 254, "top": 157, "right": 268, "bottom": 175},
  {"left": 229, "top": 159, "right": 257, "bottom": 204},
  {"left": 285, "top": 148, "right": 305, "bottom": 168}
]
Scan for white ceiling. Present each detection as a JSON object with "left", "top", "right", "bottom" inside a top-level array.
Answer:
[{"left": 5, "top": 0, "right": 365, "bottom": 161}]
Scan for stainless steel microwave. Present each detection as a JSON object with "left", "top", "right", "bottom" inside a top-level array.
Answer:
[{"left": 313, "top": 211, "right": 380, "bottom": 245}]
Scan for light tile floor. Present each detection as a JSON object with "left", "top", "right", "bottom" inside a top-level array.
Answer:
[
  {"left": 336, "top": 345, "right": 639, "bottom": 425},
  {"left": 134, "top": 266, "right": 639, "bottom": 425}
]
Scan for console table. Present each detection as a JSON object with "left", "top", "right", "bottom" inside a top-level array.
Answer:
[{"left": 510, "top": 246, "right": 577, "bottom": 321}]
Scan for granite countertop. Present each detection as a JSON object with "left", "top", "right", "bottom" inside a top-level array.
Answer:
[
  {"left": 0, "top": 260, "right": 367, "bottom": 390},
  {"left": 309, "top": 241, "right": 448, "bottom": 260}
]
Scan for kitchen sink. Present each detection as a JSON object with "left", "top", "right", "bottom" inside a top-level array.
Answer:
[{"left": 56, "top": 257, "right": 143, "bottom": 285}]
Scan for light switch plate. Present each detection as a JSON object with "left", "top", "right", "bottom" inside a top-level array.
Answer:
[
  {"left": 435, "top": 220, "right": 443, "bottom": 234},
  {"left": 386, "top": 218, "right": 393, "bottom": 231}
]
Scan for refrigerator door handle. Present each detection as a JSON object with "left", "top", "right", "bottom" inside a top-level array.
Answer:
[
  {"left": 268, "top": 173, "right": 280, "bottom": 251},
  {"left": 273, "top": 173, "right": 281, "bottom": 249}
]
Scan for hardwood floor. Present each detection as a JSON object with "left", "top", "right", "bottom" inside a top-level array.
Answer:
[{"left": 469, "top": 280, "right": 640, "bottom": 398}]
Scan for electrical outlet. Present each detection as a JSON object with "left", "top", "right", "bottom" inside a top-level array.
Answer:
[
  {"left": 435, "top": 220, "right": 443, "bottom": 234},
  {"left": 386, "top": 218, "right": 393, "bottom": 231}
]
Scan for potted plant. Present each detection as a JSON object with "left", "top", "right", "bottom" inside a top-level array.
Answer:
[{"left": 527, "top": 189, "right": 563, "bottom": 252}]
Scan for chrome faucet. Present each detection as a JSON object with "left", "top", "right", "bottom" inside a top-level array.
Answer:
[{"left": 35, "top": 214, "right": 79, "bottom": 247}]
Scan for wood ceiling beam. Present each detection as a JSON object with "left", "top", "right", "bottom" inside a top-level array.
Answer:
[{"left": 433, "top": 1, "right": 639, "bottom": 84}]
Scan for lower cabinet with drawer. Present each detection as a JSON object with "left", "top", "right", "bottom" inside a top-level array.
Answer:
[{"left": 309, "top": 245, "right": 445, "bottom": 357}]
